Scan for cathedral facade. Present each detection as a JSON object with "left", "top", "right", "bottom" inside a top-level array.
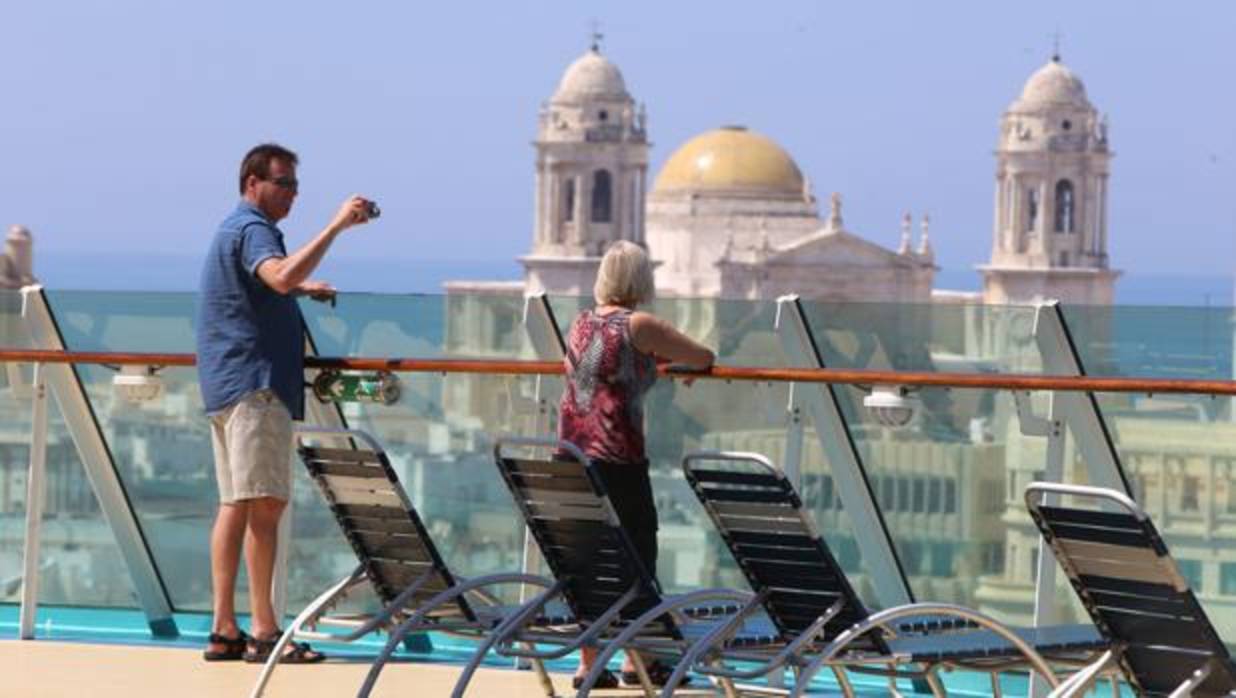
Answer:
[
  {"left": 501, "top": 45, "right": 1117, "bottom": 307},
  {"left": 516, "top": 46, "right": 939, "bottom": 305}
]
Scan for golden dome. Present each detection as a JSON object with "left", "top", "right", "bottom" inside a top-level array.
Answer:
[{"left": 653, "top": 126, "right": 804, "bottom": 197}]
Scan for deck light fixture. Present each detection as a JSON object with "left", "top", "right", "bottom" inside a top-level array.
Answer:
[
  {"left": 863, "top": 384, "right": 919, "bottom": 428},
  {"left": 113, "top": 365, "right": 164, "bottom": 403}
]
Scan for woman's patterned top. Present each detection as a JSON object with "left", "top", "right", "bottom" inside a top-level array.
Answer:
[{"left": 558, "top": 308, "right": 658, "bottom": 463}]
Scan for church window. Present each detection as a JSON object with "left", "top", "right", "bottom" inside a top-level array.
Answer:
[
  {"left": 598, "top": 109, "right": 608, "bottom": 122},
  {"left": 1061, "top": 119, "right": 1072, "bottom": 130},
  {"left": 1026, "top": 188, "right": 1040, "bottom": 232},
  {"left": 1054, "top": 180, "right": 1075, "bottom": 233},
  {"left": 563, "top": 179, "right": 575, "bottom": 222},
  {"left": 591, "top": 169, "right": 612, "bottom": 222}
]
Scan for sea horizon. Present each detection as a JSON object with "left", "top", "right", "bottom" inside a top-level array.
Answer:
[{"left": 30, "top": 250, "right": 1235, "bottom": 308}]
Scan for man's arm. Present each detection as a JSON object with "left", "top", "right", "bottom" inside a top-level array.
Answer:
[{"left": 256, "top": 195, "right": 369, "bottom": 294}]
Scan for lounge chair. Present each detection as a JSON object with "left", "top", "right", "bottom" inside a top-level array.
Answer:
[
  {"left": 1026, "top": 481, "right": 1236, "bottom": 697},
  {"left": 249, "top": 426, "right": 559, "bottom": 698},
  {"left": 675, "top": 451, "right": 1105, "bottom": 698},
  {"left": 457, "top": 436, "right": 753, "bottom": 697}
]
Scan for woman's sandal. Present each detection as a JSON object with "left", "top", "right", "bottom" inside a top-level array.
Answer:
[
  {"left": 573, "top": 669, "right": 618, "bottom": 690},
  {"left": 243, "top": 630, "right": 326, "bottom": 664},
  {"left": 621, "top": 660, "right": 690, "bottom": 688},
  {"left": 202, "top": 630, "right": 250, "bottom": 661}
]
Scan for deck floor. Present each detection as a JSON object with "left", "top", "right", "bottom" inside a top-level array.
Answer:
[{"left": 4, "top": 640, "right": 727, "bottom": 697}]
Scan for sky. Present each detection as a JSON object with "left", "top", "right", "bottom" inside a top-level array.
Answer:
[{"left": 2, "top": 1, "right": 1233, "bottom": 292}]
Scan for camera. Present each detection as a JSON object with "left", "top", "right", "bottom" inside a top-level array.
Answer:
[{"left": 365, "top": 200, "right": 381, "bottom": 219}]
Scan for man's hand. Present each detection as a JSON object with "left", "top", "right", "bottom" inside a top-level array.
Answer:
[
  {"left": 296, "top": 280, "right": 337, "bottom": 304},
  {"left": 328, "top": 195, "right": 374, "bottom": 234}
]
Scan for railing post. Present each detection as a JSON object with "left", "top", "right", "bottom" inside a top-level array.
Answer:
[
  {"left": 516, "top": 293, "right": 565, "bottom": 656},
  {"left": 18, "top": 362, "right": 48, "bottom": 639},
  {"left": 783, "top": 384, "right": 804, "bottom": 491},
  {"left": 1014, "top": 390, "right": 1066, "bottom": 698},
  {"left": 1032, "top": 302, "right": 1132, "bottom": 497}
]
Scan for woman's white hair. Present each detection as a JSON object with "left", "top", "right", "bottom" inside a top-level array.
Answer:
[{"left": 593, "top": 240, "right": 655, "bottom": 306}]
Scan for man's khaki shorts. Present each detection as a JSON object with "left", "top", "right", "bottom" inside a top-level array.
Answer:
[{"left": 210, "top": 389, "right": 293, "bottom": 503}]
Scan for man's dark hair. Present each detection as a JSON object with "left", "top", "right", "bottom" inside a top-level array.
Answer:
[{"left": 238, "top": 143, "right": 299, "bottom": 194}]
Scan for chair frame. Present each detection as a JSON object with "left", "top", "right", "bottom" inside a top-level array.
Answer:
[
  {"left": 1025, "top": 481, "right": 1236, "bottom": 698},
  {"left": 677, "top": 450, "right": 1076, "bottom": 698},
  {"left": 248, "top": 426, "right": 557, "bottom": 698},
  {"left": 469, "top": 436, "right": 751, "bottom": 698}
]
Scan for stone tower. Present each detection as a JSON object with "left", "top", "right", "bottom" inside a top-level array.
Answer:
[
  {"left": 980, "top": 56, "right": 1119, "bottom": 305},
  {"left": 0, "top": 225, "right": 35, "bottom": 289},
  {"left": 521, "top": 43, "right": 650, "bottom": 295}
]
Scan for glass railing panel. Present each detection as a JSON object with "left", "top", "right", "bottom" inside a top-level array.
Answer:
[
  {"left": 39, "top": 290, "right": 544, "bottom": 614},
  {"left": 795, "top": 301, "right": 1047, "bottom": 622},
  {"left": 286, "top": 371, "right": 549, "bottom": 609},
  {"left": 1062, "top": 302, "right": 1236, "bottom": 643},
  {"left": 42, "top": 290, "right": 207, "bottom": 610},
  {"left": 295, "top": 292, "right": 554, "bottom": 608},
  {"left": 301, "top": 290, "right": 537, "bottom": 360},
  {"left": 0, "top": 290, "right": 143, "bottom": 608}
]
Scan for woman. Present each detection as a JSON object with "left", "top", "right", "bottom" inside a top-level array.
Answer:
[{"left": 558, "top": 240, "right": 715, "bottom": 689}]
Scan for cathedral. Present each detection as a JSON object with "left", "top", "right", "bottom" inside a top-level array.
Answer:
[{"left": 448, "top": 43, "right": 1118, "bottom": 307}]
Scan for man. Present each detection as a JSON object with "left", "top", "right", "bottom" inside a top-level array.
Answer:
[{"left": 196, "top": 143, "right": 371, "bottom": 663}]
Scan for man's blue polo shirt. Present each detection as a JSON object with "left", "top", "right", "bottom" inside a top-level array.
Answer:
[{"left": 195, "top": 201, "right": 305, "bottom": 420}]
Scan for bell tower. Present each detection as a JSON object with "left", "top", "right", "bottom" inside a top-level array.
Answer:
[
  {"left": 522, "top": 39, "right": 649, "bottom": 295},
  {"left": 980, "top": 55, "right": 1119, "bottom": 305}
]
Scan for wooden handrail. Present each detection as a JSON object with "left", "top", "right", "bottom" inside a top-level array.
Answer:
[{"left": 1, "top": 348, "right": 1234, "bottom": 395}]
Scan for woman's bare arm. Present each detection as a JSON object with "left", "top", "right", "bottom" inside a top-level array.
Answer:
[{"left": 629, "top": 312, "right": 715, "bottom": 368}]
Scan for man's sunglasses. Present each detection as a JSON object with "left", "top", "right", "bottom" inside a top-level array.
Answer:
[{"left": 267, "top": 175, "right": 299, "bottom": 193}]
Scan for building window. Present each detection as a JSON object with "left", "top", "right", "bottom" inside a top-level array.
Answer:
[
  {"left": 928, "top": 478, "right": 942, "bottom": 514},
  {"left": 1059, "top": 252, "right": 1069, "bottom": 267},
  {"left": 944, "top": 480, "right": 957, "bottom": 514},
  {"left": 1054, "top": 180, "right": 1075, "bottom": 233},
  {"left": 1226, "top": 472, "right": 1236, "bottom": 514},
  {"left": 563, "top": 178, "right": 575, "bottom": 222},
  {"left": 981, "top": 541, "right": 1005, "bottom": 574},
  {"left": 880, "top": 477, "right": 896, "bottom": 511},
  {"left": 1222, "top": 563, "right": 1236, "bottom": 596},
  {"left": 1181, "top": 476, "right": 1201, "bottom": 512},
  {"left": 1178, "top": 559, "right": 1203, "bottom": 592},
  {"left": 912, "top": 478, "right": 926, "bottom": 513},
  {"left": 591, "top": 170, "right": 612, "bottom": 222},
  {"left": 1027, "top": 187, "right": 1040, "bottom": 232},
  {"left": 901, "top": 541, "right": 924, "bottom": 575},
  {"left": 931, "top": 542, "right": 954, "bottom": 577},
  {"left": 898, "top": 478, "right": 910, "bottom": 513}
]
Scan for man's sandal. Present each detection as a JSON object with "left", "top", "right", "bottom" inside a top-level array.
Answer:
[
  {"left": 243, "top": 631, "right": 326, "bottom": 664},
  {"left": 202, "top": 630, "right": 250, "bottom": 661}
]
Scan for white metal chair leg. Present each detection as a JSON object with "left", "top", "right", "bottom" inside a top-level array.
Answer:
[
  {"left": 1167, "top": 660, "right": 1214, "bottom": 698},
  {"left": 250, "top": 566, "right": 363, "bottom": 698},
  {"left": 1046, "top": 649, "right": 1115, "bottom": 698}
]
